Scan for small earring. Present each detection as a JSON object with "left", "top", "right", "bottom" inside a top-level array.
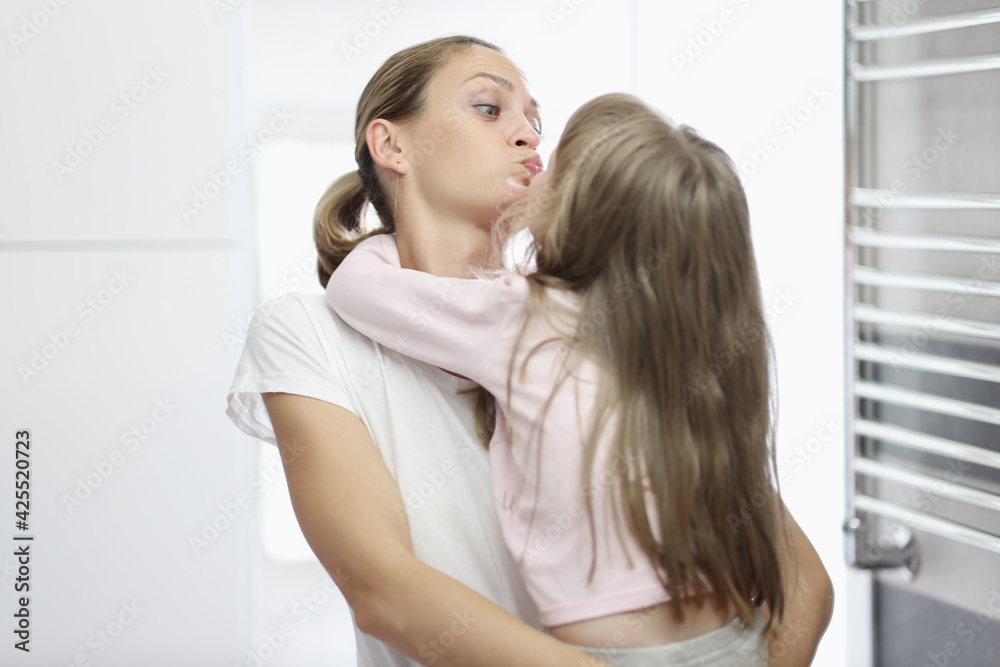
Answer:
[{"left": 397, "top": 159, "right": 402, "bottom": 163}]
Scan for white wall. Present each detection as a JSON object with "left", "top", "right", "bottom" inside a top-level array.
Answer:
[
  {"left": 2, "top": 1, "right": 846, "bottom": 665},
  {"left": 1, "top": 1, "right": 256, "bottom": 664}
]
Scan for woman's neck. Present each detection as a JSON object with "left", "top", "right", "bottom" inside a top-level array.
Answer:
[{"left": 395, "top": 217, "right": 500, "bottom": 279}]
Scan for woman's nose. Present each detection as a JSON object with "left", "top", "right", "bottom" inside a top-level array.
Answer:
[{"left": 511, "top": 115, "right": 542, "bottom": 149}]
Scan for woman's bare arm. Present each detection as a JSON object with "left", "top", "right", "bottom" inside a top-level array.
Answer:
[
  {"left": 763, "top": 504, "right": 835, "bottom": 666},
  {"left": 263, "top": 392, "right": 609, "bottom": 666}
]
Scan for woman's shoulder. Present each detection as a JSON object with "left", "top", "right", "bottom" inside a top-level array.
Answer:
[
  {"left": 248, "top": 292, "right": 345, "bottom": 335},
  {"left": 228, "top": 292, "right": 375, "bottom": 419},
  {"left": 238, "top": 291, "right": 368, "bottom": 363}
]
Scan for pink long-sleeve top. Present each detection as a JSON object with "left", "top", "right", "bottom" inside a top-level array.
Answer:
[{"left": 326, "top": 234, "right": 671, "bottom": 627}]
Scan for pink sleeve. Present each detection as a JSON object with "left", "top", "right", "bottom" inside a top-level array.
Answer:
[{"left": 325, "top": 234, "right": 527, "bottom": 387}]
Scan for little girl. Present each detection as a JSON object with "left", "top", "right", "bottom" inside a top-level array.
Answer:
[{"left": 327, "top": 93, "right": 791, "bottom": 665}]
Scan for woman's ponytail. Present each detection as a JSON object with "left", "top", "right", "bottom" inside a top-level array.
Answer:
[{"left": 313, "top": 170, "right": 386, "bottom": 288}]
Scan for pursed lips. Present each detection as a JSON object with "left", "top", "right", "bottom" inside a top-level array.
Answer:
[{"left": 518, "top": 155, "right": 544, "bottom": 181}]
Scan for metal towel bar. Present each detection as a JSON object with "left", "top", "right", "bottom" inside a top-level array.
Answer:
[
  {"left": 854, "top": 342, "right": 1000, "bottom": 384},
  {"left": 854, "top": 418, "right": 1000, "bottom": 471},
  {"left": 855, "top": 380, "right": 1000, "bottom": 426},
  {"left": 852, "top": 8, "right": 1000, "bottom": 41},
  {"left": 855, "top": 494, "right": 1000, "bottom": 555},
  {"left": 855, "top": 457, "right": 1000, "bottom": 513}
]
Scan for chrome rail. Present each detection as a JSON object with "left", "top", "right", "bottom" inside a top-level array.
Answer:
[
  {"left": 854, "top": 419, "right": 1000, "bottom": 471},
  {"left": 855, "top": 495, "right": 1000, "bottom": 555},
  {"left": 854, "top": 342, "right": 1000, "bottom": 384}
]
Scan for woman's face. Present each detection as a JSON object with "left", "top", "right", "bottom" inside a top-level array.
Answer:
[{"left": 399, "top": 46, "right": 544, "bottom": 226}]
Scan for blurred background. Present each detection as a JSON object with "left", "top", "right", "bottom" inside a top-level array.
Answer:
[{"left": 9, "top": 0, "right": 982, "bottom": 664}]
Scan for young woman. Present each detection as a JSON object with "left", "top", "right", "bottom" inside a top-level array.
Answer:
[
  {"left": 227, "top": 35, "right": 618, "bottom": 666},
  {"left": 325, "top": 92, "right": 834, "bottom": 665}
]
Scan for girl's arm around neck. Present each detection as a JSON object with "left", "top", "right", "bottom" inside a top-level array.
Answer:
[
  {"left": 326, "top": 234, "right": 527, "bottom": 389},
  {"left": 263, "top": 392, "right": 611, "bottom": 667}
]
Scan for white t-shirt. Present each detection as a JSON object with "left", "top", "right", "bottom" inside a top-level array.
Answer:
[{"left": 226, "top": 293, "right": 543, "bottom": 666}]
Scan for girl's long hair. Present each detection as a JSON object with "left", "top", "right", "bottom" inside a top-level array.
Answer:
[{"left": 496, "top": 93, "right": 790, "bottom": 635}]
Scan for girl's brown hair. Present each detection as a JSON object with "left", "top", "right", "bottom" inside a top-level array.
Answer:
[
  {"left": 502, "top": 93, "right": 790, "bottom": 636},
  {"left": 313, "top": 35, "right": 503, "bottom": 288}
]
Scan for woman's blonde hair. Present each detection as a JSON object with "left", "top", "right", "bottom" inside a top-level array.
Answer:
[
  {"left": 501, "top": 93, "right": 790, "bottom": 635},
  {"left": 313, "top": 35, "right": 503, "bottom": 288}
]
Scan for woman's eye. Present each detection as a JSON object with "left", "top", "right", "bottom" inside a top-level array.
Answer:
[{"left": 475, "top": 104, "right": 501, "bottom": 118}]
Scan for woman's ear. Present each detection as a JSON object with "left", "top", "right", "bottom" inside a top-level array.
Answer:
[{"left": 366, "top": 119, "right": 408, "bottom": 174}]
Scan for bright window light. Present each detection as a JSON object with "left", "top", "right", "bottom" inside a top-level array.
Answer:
[{"left": 253, "top": 139, "right": 356, "bottom": 561}]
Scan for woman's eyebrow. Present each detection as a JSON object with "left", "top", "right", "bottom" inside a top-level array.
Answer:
[{"left": 461, "top": 72, "right": 541, "bottom": 111}]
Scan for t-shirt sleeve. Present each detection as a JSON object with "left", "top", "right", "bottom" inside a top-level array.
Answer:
[
  {"left": 226, "top": 294, "right": 356, "bottom": 446},
  {"left": 325, "top": 234, "right": 528, "bottom": 386}
]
